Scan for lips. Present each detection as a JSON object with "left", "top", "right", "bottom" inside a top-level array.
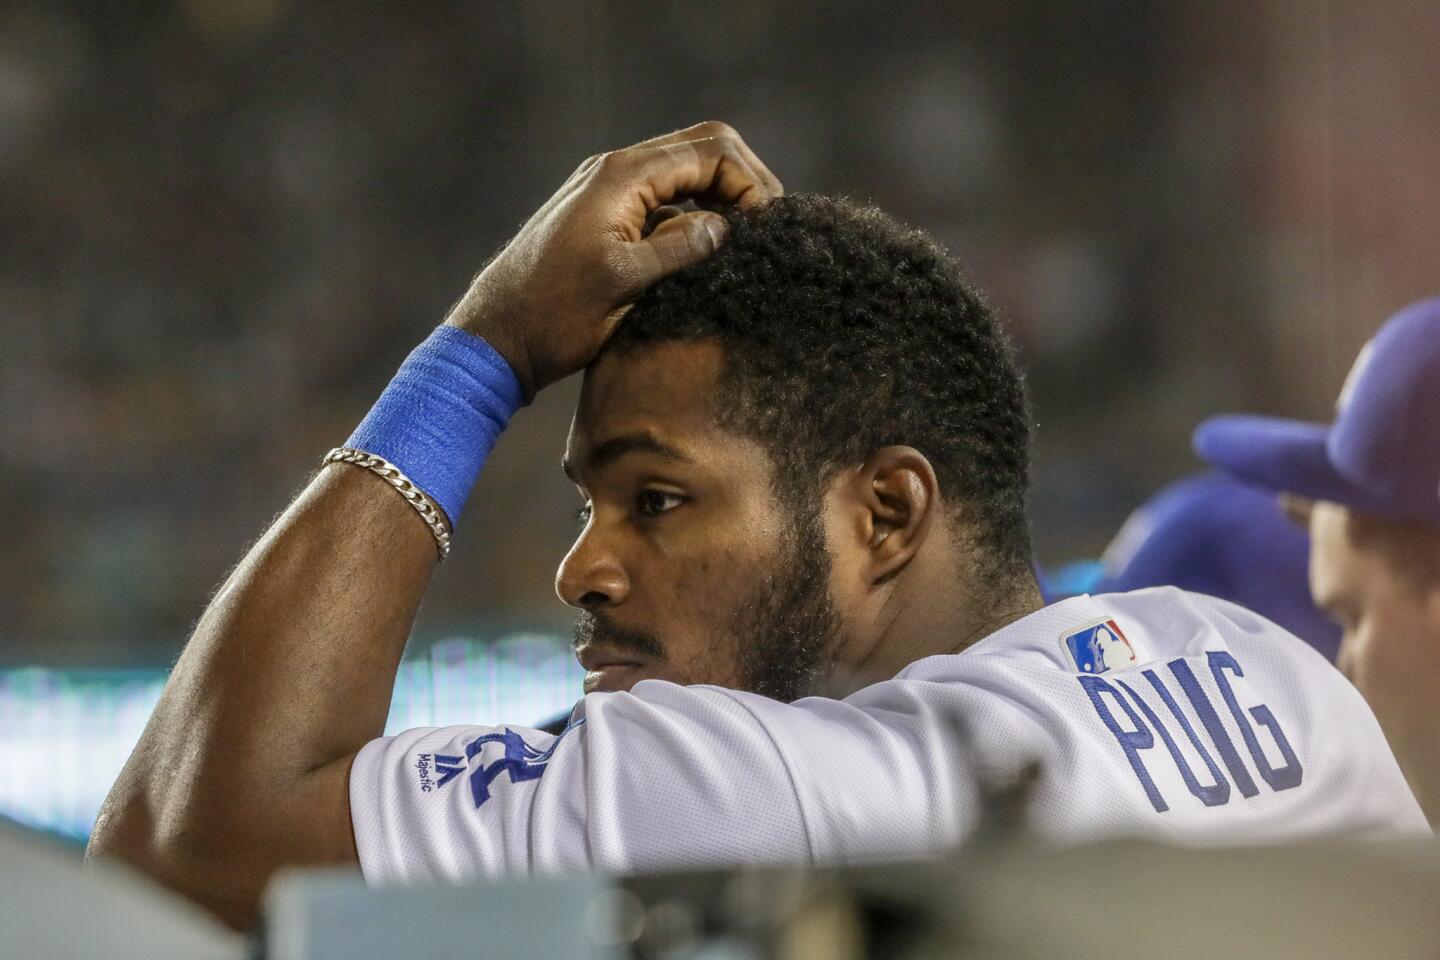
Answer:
[{"left": 575, "top": 644, "right": 654, "bottom": 694}]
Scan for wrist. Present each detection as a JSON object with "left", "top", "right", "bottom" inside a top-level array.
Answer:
[
  {"left": 343, "top": 325, "right": 525, "bottom": 532},
  {"left": 444, "top": 281, "right": 537, "bottom": 401}
]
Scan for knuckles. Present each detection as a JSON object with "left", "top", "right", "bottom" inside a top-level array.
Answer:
[
  {"left": 588, "top": 150, "right": 631, "bottom": 182},
  {"left": 677, "top": 215, "right": 718, "bottom": 258},
  {"left": 580, "top": 122, "right": 746, "bottom": 183},
  {"left": 690, "top": 119, "right": 739, "bottom": 141}
]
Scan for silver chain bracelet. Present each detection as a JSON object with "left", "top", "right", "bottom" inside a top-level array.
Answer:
[{"left": 322, "top": 448, "right": 452, "bottom": 560}]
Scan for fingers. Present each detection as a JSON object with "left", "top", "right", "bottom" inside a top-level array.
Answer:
[
  {"left": 716, "top": 128, "right": 783, "bottom": 200},
  {"left": 612, "top": 141, "right": 768, "bottom": 227},
  {"left": 632, "top": 121, "right": 784, "bottom": 199},
  {"left": 642, "top": 204, "right": 686, "bottom": 238},
  {"left": 620, "top": 210, "right": 729, "bottom": 293},
  {"left": 591, "top": 122, "right": 783, "bottom": 217}
]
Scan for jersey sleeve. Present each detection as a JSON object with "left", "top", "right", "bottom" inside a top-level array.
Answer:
[
  {"left": 348, "top": 679, "right": 813, "bottom": 884},
  {"left": 349, "top": 668, "right": 1056, "bottom": 884}
]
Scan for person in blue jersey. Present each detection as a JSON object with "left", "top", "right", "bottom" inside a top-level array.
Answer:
[{"left": 88, "top": 123, "right": 1425, "bottom": 932}]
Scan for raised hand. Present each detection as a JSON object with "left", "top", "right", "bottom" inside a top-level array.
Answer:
[{"left": 445, "top": 121, "right": 783, "bottom": 398}]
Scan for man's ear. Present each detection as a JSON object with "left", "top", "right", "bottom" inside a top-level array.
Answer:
[{"left": 844, "top": 446, "right": 940, "bottom": 585}]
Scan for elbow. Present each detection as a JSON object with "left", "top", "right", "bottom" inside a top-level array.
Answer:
[
  {"left": 86, "top": 792, "right": 270, "bottom": 931},
  {"left": 86, "top": 757, "right": 358, "bottom": 931},
  {"left": 85, "top": 795, "right": 155, "bottom": 869}
]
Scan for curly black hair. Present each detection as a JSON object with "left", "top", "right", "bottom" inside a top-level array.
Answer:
[{"left": 609, "top": 194, "right": 1033, "bottom": 586}]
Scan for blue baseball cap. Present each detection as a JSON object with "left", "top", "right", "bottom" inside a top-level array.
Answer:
[
  {"left": 1094, "top": 472, "right": 1341, "bottom": 661},
  {"left": 1193, "top": 297, "right": 1440, "bottom": 527}
]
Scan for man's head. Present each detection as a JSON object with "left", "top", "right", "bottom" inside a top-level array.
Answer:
[
  {"left": 557, "top": 195, "right": 1036, "bottom": 700},
  {"left": 1195, "top": 295, "right": 1440, "bottom": 820},
  {"left": 1300, "top": 499, "right": 1440, "bottom": 775}
]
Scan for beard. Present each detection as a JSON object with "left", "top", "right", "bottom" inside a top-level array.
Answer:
[
  {"left": 729, "top": 500, "right": 841, "bottom": 701},
  {"left": 571, "top": 501, "right": 841, "bottom": 703}
]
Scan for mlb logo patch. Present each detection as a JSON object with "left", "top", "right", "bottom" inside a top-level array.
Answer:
[{"left": 1062, "top": 618, "right": 1137, "bottom": 674}]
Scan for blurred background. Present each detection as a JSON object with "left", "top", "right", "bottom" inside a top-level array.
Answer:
[{"left": 2, "top": 0, "right": 1438, "bottom": 837}]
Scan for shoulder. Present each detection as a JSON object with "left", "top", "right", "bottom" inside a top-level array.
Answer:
[
  {"left": 1092, "top": 584, "right": 1258, "bottom": 627},
  {"left": 1089, "top": 588, "right": 1382, "bottom": 749},
  {"left": 1092, "top": 586, "right": 1322, "bottom": 659}
]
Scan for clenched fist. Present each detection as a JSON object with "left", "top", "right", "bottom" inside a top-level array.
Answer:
[{"left": 446, "top": 121, "right": 783, "bottom": 399}]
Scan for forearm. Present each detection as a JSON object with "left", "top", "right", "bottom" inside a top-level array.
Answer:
[
  {"left": 87, "top": 464, "right": 435, "bottom": 917},
  {"left": 156, "top": 463, "right": 432, "bottom": 782}
]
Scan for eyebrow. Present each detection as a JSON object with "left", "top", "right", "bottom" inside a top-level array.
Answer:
[{"left": 561, "top": 431, "right": 693, "bottom": 482}]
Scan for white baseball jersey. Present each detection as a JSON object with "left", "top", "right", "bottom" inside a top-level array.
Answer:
[{"left": 350, "top": 587, "right": 1427, "bottom": 883}]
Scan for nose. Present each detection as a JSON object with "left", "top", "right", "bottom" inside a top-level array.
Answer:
[{"left": 555, "top": 525, "right": 630, "bottom": 610}]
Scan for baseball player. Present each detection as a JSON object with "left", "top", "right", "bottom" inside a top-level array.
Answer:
[
  {"left": 88, "top": 124, "right": 1426, "bottom": 931},
  {"left": 1195, "top": 297, "right": 1440, "bottom": 827}
]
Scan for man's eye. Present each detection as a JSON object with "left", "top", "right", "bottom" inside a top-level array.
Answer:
[
  {"left": 574, "top": 503, "right": 592, "bottom": 526},
  {"left": 636, "top": 490, "right": 684, "bottom": 518}
]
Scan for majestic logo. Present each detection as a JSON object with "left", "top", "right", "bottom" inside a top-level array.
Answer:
[
  {"left": 414, "top": 753, "right": 464, "bottom": 792},
  {"left": 417, "top": 718, "right": 585, "bottom": 808},
  {"left": 1062, "top": 618, "right": 1137, "bottom": 674}
]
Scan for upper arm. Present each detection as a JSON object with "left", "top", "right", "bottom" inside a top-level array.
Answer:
[{"left": 348, "top": 684, "right": 810, "bottom": 884}]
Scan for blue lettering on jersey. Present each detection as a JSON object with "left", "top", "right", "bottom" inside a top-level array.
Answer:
[
  {"left": 453, "top": 717, "right": 585, "bottom": 809},
  {"left": 434, "top": 754, "right": 465, "bottom": 789},
  {"left": 1118, "top": 673, "right": 1229, "bottom": 807},
  {"left": 1080, "top": 655, "right": 1303, "bottom": 812},
  {"left": 1208, "top": 651, "right": 1303, "bottom": 791},
  {"left": 1079, "top": 674, "right": 1167, "bottom": 812},
  {"left": 1167, "top": 658, "right": 1259, "bottom": 798}
]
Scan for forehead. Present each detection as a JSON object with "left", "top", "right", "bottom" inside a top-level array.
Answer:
[{"left": 566, "top": 340, "right": 754, "bottom": 467}]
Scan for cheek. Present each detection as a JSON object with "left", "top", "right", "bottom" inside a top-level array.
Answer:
[
  {"left": 644, "top": 545, "right": 754, "bottom": 679},
  {"left": 637, "top": 487, "right": 787, "bottom": 684},
  {"left": 659, "top": 500, "right": 778, "bottom": 612},
  {"left": 1342, "top": 609, "right": 1440, "bottom": 737},
  {"left": 665, "top": 544, "right": 743, "bottom": 604}
]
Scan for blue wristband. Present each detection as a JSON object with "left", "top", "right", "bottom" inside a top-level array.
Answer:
[{"left": 345, "top": 325, "right": 524, "bottom": 526}]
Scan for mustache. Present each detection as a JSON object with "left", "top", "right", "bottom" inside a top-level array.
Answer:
[{"left": 572, "top": 612, "right": 666, "bottom": 661}]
